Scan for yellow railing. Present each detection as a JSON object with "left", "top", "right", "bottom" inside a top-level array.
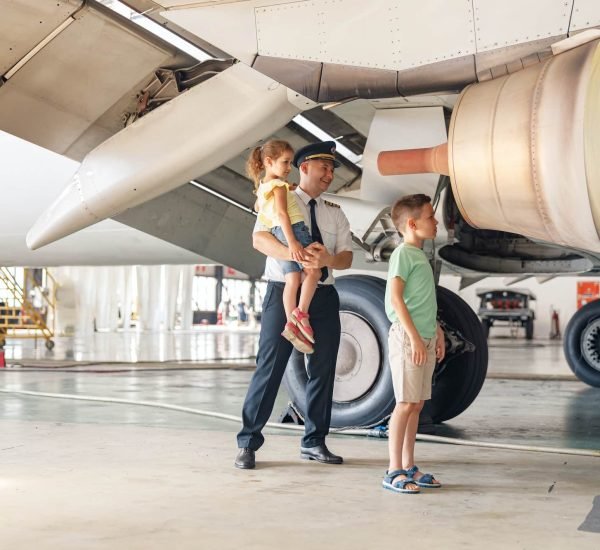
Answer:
[{"left": 0, "top": 268, "right": 56, "bottom": 350}]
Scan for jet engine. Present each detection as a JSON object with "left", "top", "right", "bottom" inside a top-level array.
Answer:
[
  {"left": 376, "top": 33, "right": 600, "bottom": 395},
  {"left": 379, "top": 33, "right": 600, "bottom": 255}
]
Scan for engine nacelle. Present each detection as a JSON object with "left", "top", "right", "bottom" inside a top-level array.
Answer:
[
  {"left": 379, "top": 32, "right": 600, "bottom": 254},
  {"left": 449, "top": 34, "right": 600, "bottom": 253}
]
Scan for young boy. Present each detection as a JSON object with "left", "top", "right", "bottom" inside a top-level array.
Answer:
[{"left": 382, "top": 194, "right": 445, "bottom": 494}]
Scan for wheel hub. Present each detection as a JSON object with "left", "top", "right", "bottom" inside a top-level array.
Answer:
[
  {"left": 581, "top": 319, "right": 600, "bottom": 372},
  {"left": 333, "top": 311, "right": 381, "bottom": 403}
]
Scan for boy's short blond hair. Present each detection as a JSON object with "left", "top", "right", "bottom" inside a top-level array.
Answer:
[{"left": 391, "top": 194, "right": 432, "bottom": 235}]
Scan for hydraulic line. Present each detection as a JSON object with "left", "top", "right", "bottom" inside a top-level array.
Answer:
[{"left": 0, "top": 388, "right": 598, "bottom": 458}]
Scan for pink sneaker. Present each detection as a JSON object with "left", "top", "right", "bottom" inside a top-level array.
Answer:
[
  {"left": 291, "top": 307, "right": 315, "bottom": 343},
  {"left": 281, "top": 322, "right": 314, "bottom": 354}
]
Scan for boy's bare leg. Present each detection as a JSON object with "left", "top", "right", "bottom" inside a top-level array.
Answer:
[
  {"left": 402, "top": 400, "right": 441, "bottom": 484},
  {"left": 282, "top": 272, "right": 301, "bottom": 320},
  {"left": 388, "top": 402, "right": 419, "bottom": 490},
  {"left": 402, "top": 400, "right": 424, "bottom": 469}
]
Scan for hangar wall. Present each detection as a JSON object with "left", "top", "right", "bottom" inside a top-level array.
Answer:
[
  {"left": 51, "top": 265, "right": 195, "bottom": 335},
  {"left": 45, "top": 265, "right": 598, "bottom": 341},
  {"left": 440, "top": 275, "right": 600, "bottom": 340}
]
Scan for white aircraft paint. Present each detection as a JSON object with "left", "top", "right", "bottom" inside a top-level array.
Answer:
[{"left": 0, "top": 131, "right": 203, "bottom": 267}]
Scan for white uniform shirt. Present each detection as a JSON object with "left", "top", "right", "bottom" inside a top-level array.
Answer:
[{"left": 253, "top": 187, "right": 353, "bottom": 285}]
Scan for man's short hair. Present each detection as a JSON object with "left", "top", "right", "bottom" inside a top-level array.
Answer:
[{"left": 391, "top": 194, "right": 432, "bottom": 234}]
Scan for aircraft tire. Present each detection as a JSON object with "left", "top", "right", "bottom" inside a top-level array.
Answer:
[
  {"left": 564, "top": 300, "right": 600, "bottom": 388},
  {"left": 283, "top": 275, "right": 395, "bottom": 428},
  {"left": 424, "top": 287, "right": 488, "bottom": 423},
  {"left": 283, "top": 277, "right": 488, "bottom": 428}
]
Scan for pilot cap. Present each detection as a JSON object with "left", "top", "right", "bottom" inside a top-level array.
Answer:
[{"left": 293, "top": 141, "right": 341, "bottom": 168}]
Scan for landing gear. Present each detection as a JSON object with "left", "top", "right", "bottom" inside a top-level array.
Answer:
[
  {"left": 564, "top": 300, "right": 600, "bottom": 387},
  {"left": 284, "top": 275, "right": 394, "bottom": 428},
  {"left": 425, "top": 287, "right": 488, "bottom": 423},
  {"left": 283, "top": 276, "right": 488, "bottom": 428}
]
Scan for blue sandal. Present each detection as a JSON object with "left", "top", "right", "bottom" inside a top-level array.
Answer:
[
  {"left": 406, "top": 465, "right": 442, "bottom": 488},
  {"left": 382, "top": 469, "right": 420, "bottom": 494}
]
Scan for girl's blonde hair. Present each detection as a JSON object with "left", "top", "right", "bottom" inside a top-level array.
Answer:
[{"left": 245, "top": 139, "right": 294, "bottom": 192}]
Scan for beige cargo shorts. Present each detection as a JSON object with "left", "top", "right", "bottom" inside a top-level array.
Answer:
[{"left": 388, "top": 322, "right": 437, "bottom": 403}]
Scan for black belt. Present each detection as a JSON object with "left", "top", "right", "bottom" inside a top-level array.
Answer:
[{"left": 270, "top": 281, "right": 332, "bottom": 290}]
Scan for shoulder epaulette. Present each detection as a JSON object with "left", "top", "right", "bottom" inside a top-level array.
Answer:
[{"left": 324, "top": 200, "right": 340, "bottom": 208}]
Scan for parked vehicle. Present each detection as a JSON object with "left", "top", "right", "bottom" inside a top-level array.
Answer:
[{"left": 477, "top": 289, "right": 536, "bottom": 340}]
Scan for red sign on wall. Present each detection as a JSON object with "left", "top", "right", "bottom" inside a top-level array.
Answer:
[{"left": 577, "top": 281, "right": 600, "bottom": 309}]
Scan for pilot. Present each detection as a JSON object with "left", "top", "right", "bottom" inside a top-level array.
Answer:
[{"left": 235, "top": 141, "right": 354, "bottom": 469}]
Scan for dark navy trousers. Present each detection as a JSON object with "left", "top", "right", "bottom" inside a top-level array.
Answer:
[{"left": 237, "top": 282, "right": 341, "bottom": 450}]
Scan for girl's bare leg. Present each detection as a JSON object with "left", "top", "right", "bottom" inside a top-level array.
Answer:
[
  {"left": 283, "top": 271, "right": 301, "bottom": 320},
  {"left": 298, "top": 268, "right": 320, "bottom": 313}
]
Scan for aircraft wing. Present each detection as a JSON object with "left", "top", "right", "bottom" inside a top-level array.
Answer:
[
  {"left": 0, "top": 1, "right": 325, "bottom": 273},
  {"left": 0, "top": 0, "right": 202, "bottom": 160},
  {"left": 152, "top": 0, "right": 597, "bottom": 100},
  {"left": 148, "top": 0, "right": 600, "bottom": 274},
  {"left": 0, "top": 129, "right": 207, "bottom": 267},
  {"left": 3, "top": 0, "right": 600, "bottom": 281}
]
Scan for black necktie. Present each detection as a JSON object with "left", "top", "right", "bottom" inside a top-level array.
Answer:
[{"left": 309, "top": 199, "right": 328, "bottom": 282}]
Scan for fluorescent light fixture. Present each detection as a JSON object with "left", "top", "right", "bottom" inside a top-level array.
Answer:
[
  {"left": 292, "top": 115, "right": 363, "bottom": 167},
  {"left": 98, "top": 0, "right": 211, "bottom": 61},
  {"left": 189, "top": 181, "right": 255, "bottom": 215}
]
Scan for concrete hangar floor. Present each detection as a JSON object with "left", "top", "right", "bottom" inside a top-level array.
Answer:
[{"left": 0, "top": 329, "right": 599, "bottom": 549}]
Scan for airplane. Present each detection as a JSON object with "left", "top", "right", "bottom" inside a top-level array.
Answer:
[{"left": 2, "top": 0, "right": 600, "bottom": 431}]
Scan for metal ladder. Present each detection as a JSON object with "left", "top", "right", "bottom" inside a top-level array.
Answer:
[{"left": 0, "top": 267, "right": 55, "bottom": 350}]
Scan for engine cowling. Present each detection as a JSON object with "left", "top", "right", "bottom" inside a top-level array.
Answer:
[
  {"left": 379, "top": 33, "right": 600, "bottom": 254},
  {"left": 449, "top": 35, "right": 600, "bottom": 253}
]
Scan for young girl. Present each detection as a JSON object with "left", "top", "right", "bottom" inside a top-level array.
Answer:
[{"left": 246, "top": 140, "right": 321, "bottom": 354}]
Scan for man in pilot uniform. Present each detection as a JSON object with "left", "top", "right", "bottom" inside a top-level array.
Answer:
[{"left": 235, "top": 141, "right": 353, "bottom": 469}]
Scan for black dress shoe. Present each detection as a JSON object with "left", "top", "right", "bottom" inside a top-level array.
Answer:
[
  {"left": 300, "top": 444, "right": 343, "bottom": 464},
  {"left": 235, "top": 448, "right": 255, "bottom": 469}
]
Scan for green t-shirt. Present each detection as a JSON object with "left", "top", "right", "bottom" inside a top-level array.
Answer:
[{"left": 385, "top": 243, "right": 437, "bottom": 338}]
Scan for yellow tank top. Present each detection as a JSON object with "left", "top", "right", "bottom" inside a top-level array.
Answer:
[{"left": 256, "top": 179, "right": 305, "bottom": 228}]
